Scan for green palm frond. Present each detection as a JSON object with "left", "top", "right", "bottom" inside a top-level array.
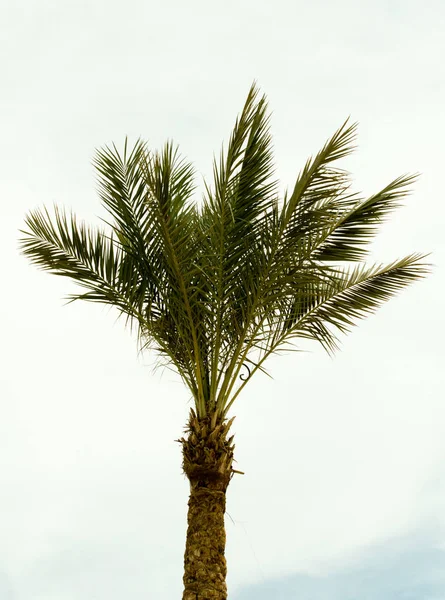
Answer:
[
  {"left": 286, "top": 253, "right": 428, "bottom": 351},
  {"left": 19, "top": 205, "right": 139, "bottom": 320},
  {"left": 19, "top": 82, "right": 429, "bottom": 419},
  {"left": 312, "top": 173, "right": 419, "bottom": 262},
  {"left": 199, "top": 82, "right": 279, "bottom": 404},
  {"left": 283, "top": 119, "right": 358, "bottom": 227},
  {"left": 219, "top": 253, "right": 428, "bottom": 417},
  {"left": 140, "top": 142, "right": 209, "bottom": 412}
]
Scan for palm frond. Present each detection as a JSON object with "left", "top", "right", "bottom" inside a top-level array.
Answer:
[
  {"left": 20, "top": 204, "right": 118, "bottom": 291},
  {"left": 287, "top": 253, "right": 429, "bottom": 353},
  {"left": 20, "top": 84, "right": 429, "bottom": 420},
  {"left": 312, "top": 174, "right": 419, "bottom": 262},
  {"left": 199, "top": 82, "right": 279, "bottom": 405},
  {"left": 139, "top": 141, "right": 211, "bottom": 413},
  {"left": 284, "top": 119, "right": 357, "bottom": 223},
  {"left": 94, "top": 138, "right": 150, "bottom": 248}
]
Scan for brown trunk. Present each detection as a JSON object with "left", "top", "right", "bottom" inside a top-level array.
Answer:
[
  {"left": 178, "top": 410, "right": 236, "bottom": 600},
  {"left": 182, "top": 484, "right": 228, "bottom": 599}
]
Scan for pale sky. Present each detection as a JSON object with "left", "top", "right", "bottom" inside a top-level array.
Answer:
[{"left": 1, "top": 0, "right": 444, "bottom": 598}]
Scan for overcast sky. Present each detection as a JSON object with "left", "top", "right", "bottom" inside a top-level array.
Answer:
[{"left": 1, "top": 0, "right": 444, "bottom": 598}]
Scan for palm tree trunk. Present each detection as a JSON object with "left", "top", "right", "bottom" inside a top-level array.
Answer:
[
  {"left": 182, "top": 485, "right": 228, "bottom": 599},
  {"left": 179, "top": 410, "right": 236, "bottom": 600}
]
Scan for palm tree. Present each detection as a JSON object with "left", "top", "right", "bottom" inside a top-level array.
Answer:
[{"left": 19, "top": 83, "right": 428, "bottom": 599}]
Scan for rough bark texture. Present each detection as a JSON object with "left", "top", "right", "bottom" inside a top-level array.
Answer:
[
  {"left": 179, "top": 410, "right": 236, "bottom": 600},
  {"left": 182, "top": 487, "right": 227, "bottom": 599}
]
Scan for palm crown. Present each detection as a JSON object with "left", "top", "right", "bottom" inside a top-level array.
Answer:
[{"left": 20, "top": 83, "right": 428, "bottom": 422}]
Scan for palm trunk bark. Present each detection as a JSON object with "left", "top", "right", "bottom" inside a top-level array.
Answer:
[
  {"left": 179, "top": 410, "right": 236, "bottom": 600},
  {"left": 182, "top": 485, "right": 228, "bottom": 599}
]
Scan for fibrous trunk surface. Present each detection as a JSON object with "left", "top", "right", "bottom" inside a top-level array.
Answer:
[{"left": 179, "top": 410, "right": 236, "bottom": 600}]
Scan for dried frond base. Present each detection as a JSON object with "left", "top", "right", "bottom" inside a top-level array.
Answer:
[{"left": 178, "top": 409, "right": 236, "bottom": 491}]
